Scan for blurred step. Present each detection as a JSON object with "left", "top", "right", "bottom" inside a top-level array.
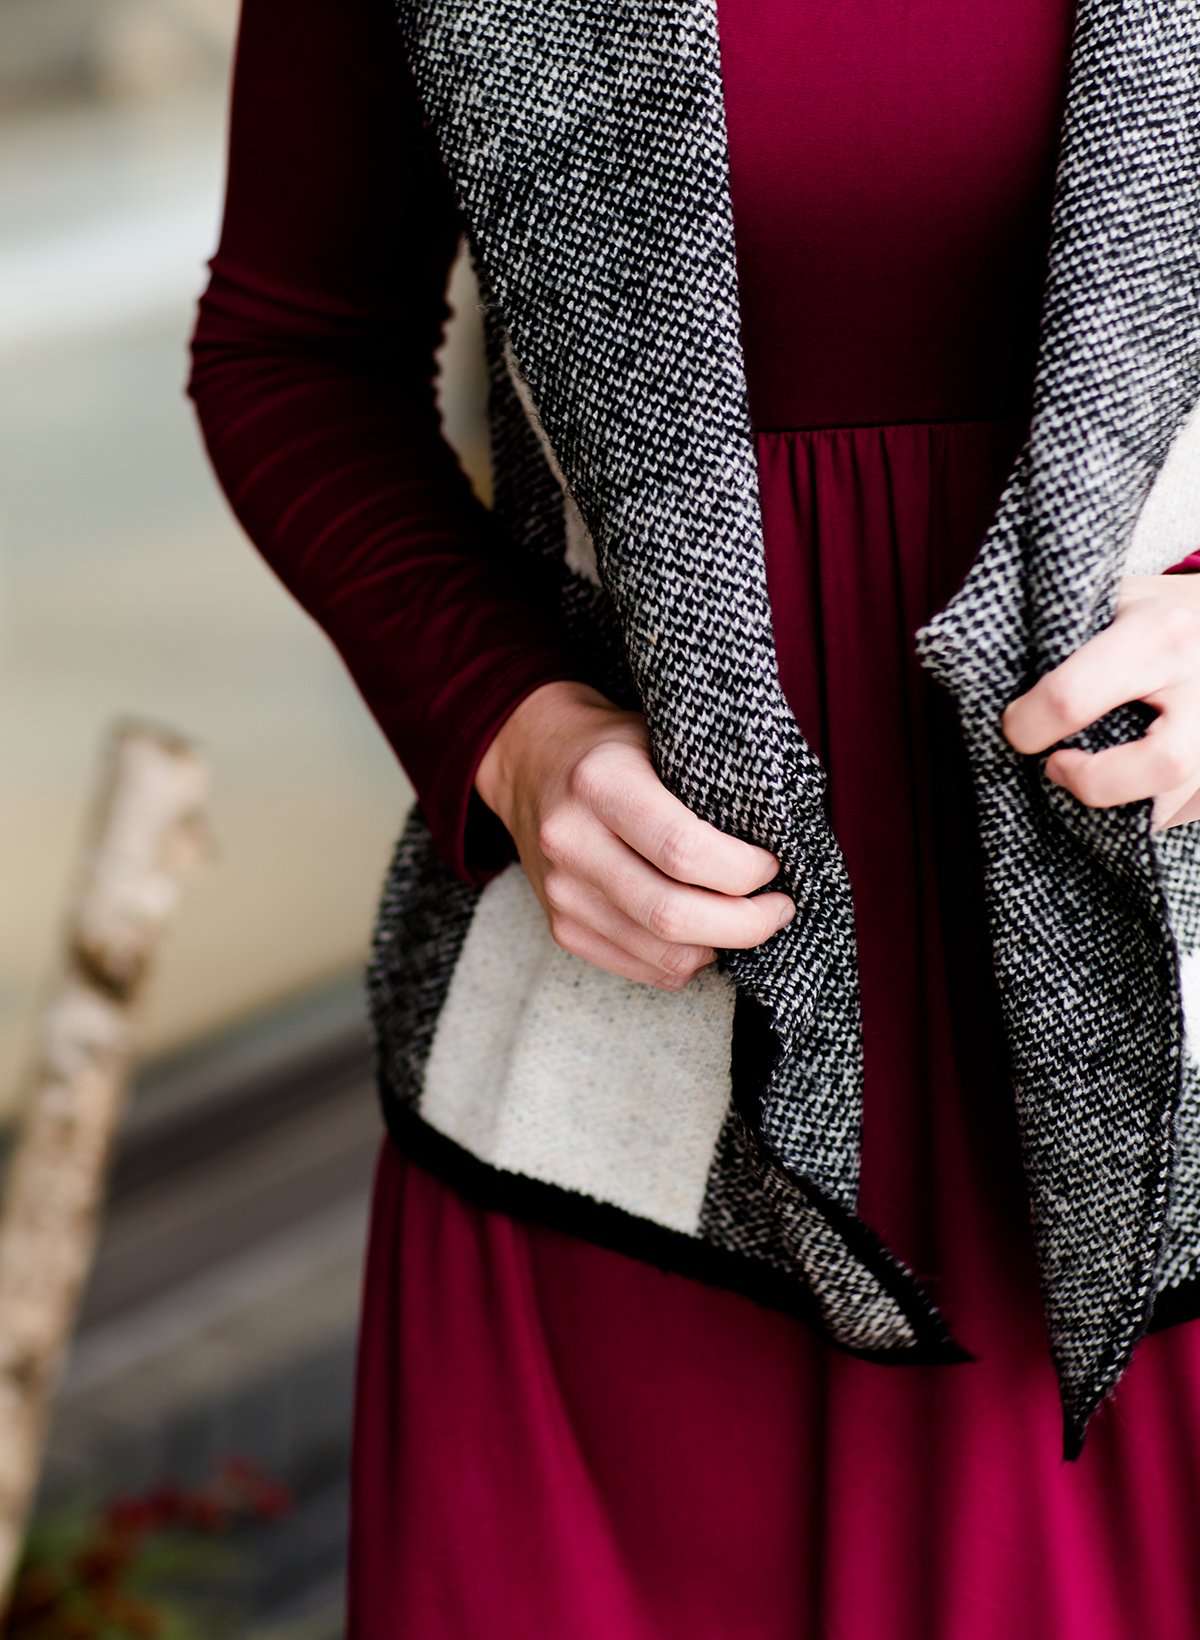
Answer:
[{"left": 37, "top": 970, "right": 387, "bottom": 1631}]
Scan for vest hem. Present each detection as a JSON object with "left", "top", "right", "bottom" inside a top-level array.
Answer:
[{"left": 376, "top": 1081, "right": 973, "bottom": 1370}]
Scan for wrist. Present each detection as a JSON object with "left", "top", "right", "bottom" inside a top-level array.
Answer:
[{"left": 474, "top": 679, "right": 611, "bottom": 828}]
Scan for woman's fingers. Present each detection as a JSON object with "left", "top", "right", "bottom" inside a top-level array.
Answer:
[
  {"left": 542, "top": 873, "right": 717, "bottom": 981},
  {"left": 541, "top": 817, "right": 795, "bottom": 951},
  {"left": 999, "top": 581, "right": 1200, "bottom": 829},
  {"left": 504, "top": 693, "right": 796, "bottom": 987},
  {"left": 1002, "top": 597, "right": 1200, "bottom": 755},
  {"left": 568, "top": 740, "right": 783, "bottom": 895},
  {"left": 1045, "top": 691, "right": 1200, "bottom": 812},
  {"left": 547, "top": 916, "right": 710, "bottom": 992}
]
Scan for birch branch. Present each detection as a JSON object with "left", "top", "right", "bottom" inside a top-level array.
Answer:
[{"left": 0, "top": 720, "right": 211, "bottom": 1607}]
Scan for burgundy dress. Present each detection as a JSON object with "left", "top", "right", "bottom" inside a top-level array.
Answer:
[{"left": 188, "top": 2, "right": 1200, "bottom": 1635}]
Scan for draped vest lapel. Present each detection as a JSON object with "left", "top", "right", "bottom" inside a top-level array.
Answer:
[
  {"left": 915, "top": 0, "right": 1200, "bottom": 1451},
  {"left": 396, "top": 0, "right": 875, "bottom": 1216}
]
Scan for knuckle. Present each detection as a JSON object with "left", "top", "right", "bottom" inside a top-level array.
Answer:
[
  {"left": 644, "top": 895, "right": 685, "bottom": 943},
  {"left": 547, "top": 914, "right": 579, "bottom": 954},
  {"left": 657, "top": 941, "right": 701, "bottom": 979},
  {"left": 656, "top": 823, "right": 697, "bottom": 882},
  {"left": 541, "top": 869, "right": 571, "bottom": 911},
  {"left": 566, "top": 744, "right": 613, "bottom": 807},
  {"left": 1042, "top": 675, "right": 1086, "bottom": 725},
  {"left": 536, "top": 811, "right": 570, "bottom": 862}
]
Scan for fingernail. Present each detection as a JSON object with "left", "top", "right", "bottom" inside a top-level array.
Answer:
[{"left": 775, "top": 898, "right": 796, "bottom": 929}]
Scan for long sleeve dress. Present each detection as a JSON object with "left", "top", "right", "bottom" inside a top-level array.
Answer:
[{"left": 188, "top": 1, "right": 1200, "bottom": 1635}]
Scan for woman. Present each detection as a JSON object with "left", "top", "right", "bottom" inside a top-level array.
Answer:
[{"left": 188, "top": 0, "right": 1200, "bottom": 1632}]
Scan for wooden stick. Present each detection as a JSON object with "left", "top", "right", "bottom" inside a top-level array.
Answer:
[{"left": 0, "top": 721, "right": 211, "bottom": 1605}]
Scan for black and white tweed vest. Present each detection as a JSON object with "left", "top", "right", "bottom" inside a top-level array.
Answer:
[{"left": 366, "top": 0, "right": 1200, "bottom": 1457}]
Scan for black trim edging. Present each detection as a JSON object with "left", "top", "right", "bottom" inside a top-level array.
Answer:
[{"left": 378, "top": 1081, "right": 972, "bottom": 1371}]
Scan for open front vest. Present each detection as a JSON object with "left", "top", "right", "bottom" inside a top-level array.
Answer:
[{"left": 365, "top": 0, "right": 1200, "bottom": 1457}]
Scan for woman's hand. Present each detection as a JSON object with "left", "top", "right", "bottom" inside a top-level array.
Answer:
[
  {"left": 1001, "top": 573, "right": 1200, "bottom": 830},
  {"left": 475, "top": 681, "right": 796, "bottom": 989}
]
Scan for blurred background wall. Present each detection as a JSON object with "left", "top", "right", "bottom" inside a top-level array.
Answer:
[{"left": 1, "top": 3, "right": 486, "bottom": 1632}]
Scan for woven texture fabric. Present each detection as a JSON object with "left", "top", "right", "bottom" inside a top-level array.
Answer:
[
  {"left": 914, "top": 0, "right": 1200, "bottom": 1449},
  {"left": 366, "top": 0, "right": 1200, "bottom": 1455}
]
